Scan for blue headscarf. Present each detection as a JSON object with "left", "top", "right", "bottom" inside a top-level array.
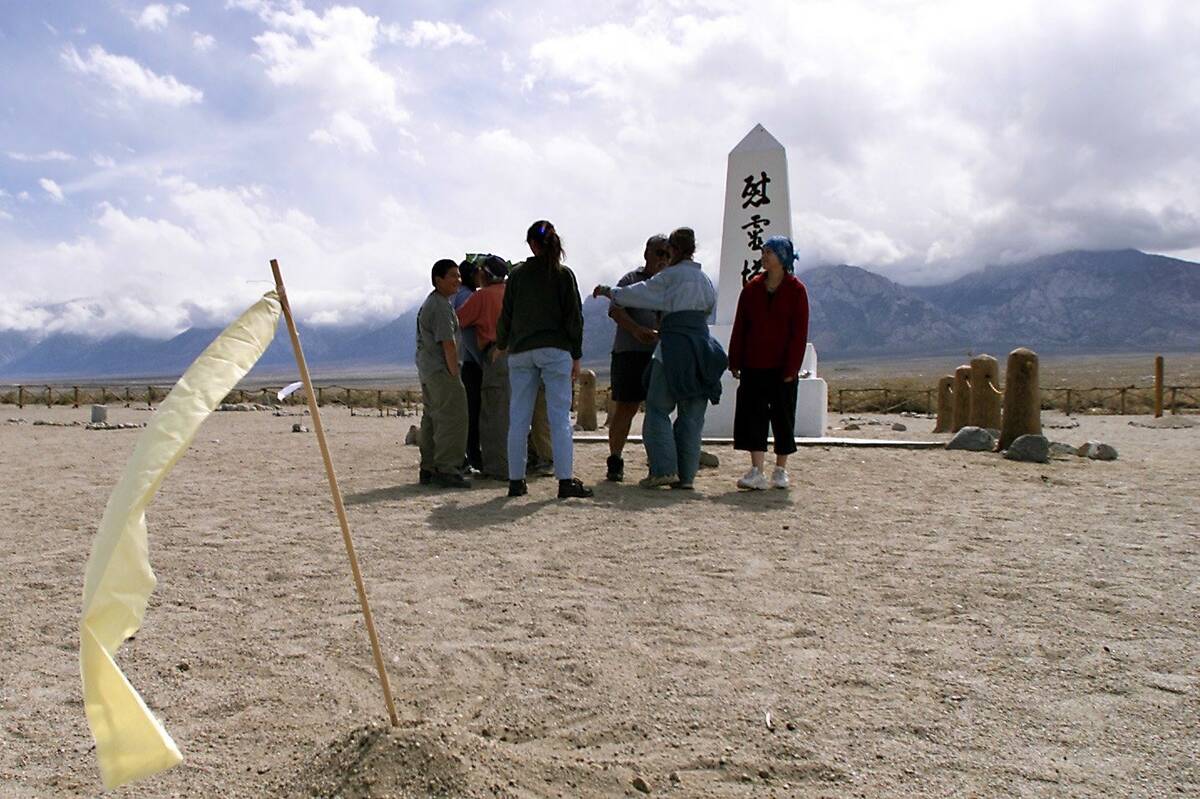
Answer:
[{"left": 762, "top": 235, "right": 797, "bottom": 274}]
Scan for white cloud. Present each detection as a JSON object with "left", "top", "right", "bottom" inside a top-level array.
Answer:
[
  {"left": 62, "top": 44, "right": 203, "bottom": 105},
  {"left": 135, "top": 3, "right": 189, "bottom": 32},
  {"left": 192, "top": 32, "right": 216, "bottom": 52},
  {"left": 7, "top": 150, "right": 75, "bottom": 162},
  {"left": 92, "top": 154, "right": 117, "bottom": 168},
  {"left": 389, "top": 20, "right": 481, "bottom": 49},
  {"left": 248, "top": 4, "right": 404, "bottom": 121},
  {"left": 309, "top": 111, "right": 376, "bottom": 153},
  {"left": 39, "top": 178, "right": 65, "bottom": 203}
]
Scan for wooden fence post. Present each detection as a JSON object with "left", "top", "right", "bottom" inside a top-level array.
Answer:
[
  {"left": 73, "top": 386, "right": 80, "bottom": 408},
  {"left": 46, "top": 386, "right": 53, "bottom": 408},
  {"left": 1119, "top": 388, "right": 1127, "bottom": 415},
  {"left": 1154, "top": 355, "right": 1164, "bottom": 418},
  {"left": 925, "top": 388, "right": 933, "bottom": 414},
  {"left": 147, "top": 385, "right": 154, "bottom": 409},
  {"left": 1064, "top": 388, "right": 1073, "bottom": 416},
  {"left": 17, "top": 385, "right": 24, "bottom": 409},
  {"left": 377, "top": 389, "right": 383, "bottom": 417},
  {"left": 317, "top": 386, "right": 324, "bottom": 406},
  {"left": 345, "top": 387, "right": 352, "bottom": 411},
  {"left": 1170, "top": 387, "right": 1178, "bottom": 415},
  {"left": 125, "top": 387, "right": 132, "bottom": 407},
  {"left": 838, "top": 389, "right": 844, "bottom": 414},
  {"left": 882, "top": 388, "right": 890, "bottom": 412}
]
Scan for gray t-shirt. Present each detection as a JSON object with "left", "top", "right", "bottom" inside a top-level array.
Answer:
[
  {"left": 415, "top": 290, "right": 459, "bottom": 377},
  {"left": 611, "top": 268, "right": 660, "bottom": 354}
]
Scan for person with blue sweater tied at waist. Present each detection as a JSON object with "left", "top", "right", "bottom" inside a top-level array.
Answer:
[{"left": 592, "top": 227, "right": 727, "bottom": 490}]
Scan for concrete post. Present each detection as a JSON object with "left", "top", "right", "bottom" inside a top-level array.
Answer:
[
  {"left": 576, "top": 369, "right": 598, "bottom": 431},
  {"left": 969, "top": 354, "right": 1002, "bottom": 430},
  {"left": 998, "top": 348, "right": 1041, "bottom": 451},
  {"left": 933, "top": 375, "right": 954, "bottom": 433},
  {"left": 952, "top": 365, "right": 972, "bottom": 432}
]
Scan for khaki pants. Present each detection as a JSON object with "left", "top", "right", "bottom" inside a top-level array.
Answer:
[
  {"left": 530, "top": 386, "right": 552, "bottom": 461},
  {"left": 419, "top": 370, "right": 468, "bottom": 474},
  {"left": 479, "top": 351, "right": 510, "bottom": 479}
]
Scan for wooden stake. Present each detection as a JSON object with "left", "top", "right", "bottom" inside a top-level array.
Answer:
[
  {"left": 1154, "top": 355, "right": 1164, "bottom": 418},
  {"left": 270, "top": 259, "right": 400, "bottom": 727}
]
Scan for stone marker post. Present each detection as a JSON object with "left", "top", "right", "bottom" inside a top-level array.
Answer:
[
  {"left": 91, "top": 405, "right": 108, "bottom": 424},
  {"left": 969, "top": 354, "right": 1002, "bottom": 430},
  {"left": 952, "top": 365, "right": 972, "bottom": 433},
  {"left": 998, "top": 348, "right": 1041, "bottom": 451},
  {"left": 934, "top": 375, "right": 954, "bottom": 433},
  {"left": 576, "top": 369, "right": 598, "bottom": 431}
]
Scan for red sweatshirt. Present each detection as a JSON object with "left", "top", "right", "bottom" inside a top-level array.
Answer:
[{"left": 727, "top": 273, "right": 810, "bottom": 376}]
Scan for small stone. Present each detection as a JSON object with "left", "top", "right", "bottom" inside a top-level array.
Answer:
[
  {"left": 1076, "top": 441, "right": 1118, "bottom": 461},
  {"left": 1004, "top": 434, "right": 1050, "bottom": 463},
  {"left": 758, "top": 769, "right": 771, "bottom": 780},
  {"left": 668, "top": 772, "right": 680, "bottom": 784},
  {"left": 176, "top": 661, "right": 190, "bottom": 672},
  {"left": 891, "top": 422, "right": 907, "bottom": 432},
  {"left": 699, "top": 451, "right": 719, "bottom": 468},
  {"left": 946, "top": 426, "right": 995, "bottom": 452},
  {"left": 631, "top": 775, "right": 651, "bottom": 793},
  {"left": 844, "top": 423, "right": 860, "bottom": 431},
  {"left": 1048, "top": 442, "right": 1076, "bottom": 458},
  {"left": 291, "top": 423, "right": 309, "bottom": 433},
  {"left": 404, "top": 425, "right": 419, "bottom": 445}
]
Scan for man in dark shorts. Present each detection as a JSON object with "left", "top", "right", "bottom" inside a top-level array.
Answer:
[{"left": 606, "top": 234, "right": 670, "bottom": 481}]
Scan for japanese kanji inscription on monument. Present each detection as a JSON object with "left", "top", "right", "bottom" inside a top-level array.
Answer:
[{"left": 715, "top": 124, "right": 792, "bottom": 326}]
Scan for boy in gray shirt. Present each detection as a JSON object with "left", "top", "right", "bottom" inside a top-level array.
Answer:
[{"left": 416, "top": 259, "right": 470, "bottom": 488}]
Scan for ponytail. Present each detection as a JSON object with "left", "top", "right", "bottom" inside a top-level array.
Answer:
[{"left": 526, "top": 219, "right": 565, "bottom": 271}]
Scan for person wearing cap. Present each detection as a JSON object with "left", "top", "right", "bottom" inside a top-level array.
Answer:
[
  {"left": 728, "top": 235, "right": 810, "bottom": 490},
  {"left": 452, "top": 259, "right": 484, "bottom": 473},
  {"left": 457, "top": 255, "right": 511, "bottom": 480},
  {"left": 604, "top": 234, "right": 669, "bottom": 481},
  {"left": 593, "top": 227, "right": 726, "bottom": 490},
  {"left": 415, "top": 259, "right": 471, "bottom": 488}
]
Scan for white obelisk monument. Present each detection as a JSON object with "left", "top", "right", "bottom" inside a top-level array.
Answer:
[{"left": 704, "top": 124, "right": 828, "bottom": 438}]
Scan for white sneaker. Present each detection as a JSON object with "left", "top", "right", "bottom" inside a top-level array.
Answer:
[
  {"left": 737, "top": 467, "right": 769, "bottom": 490},
  {"left": 770, "top": 467, "right": 790, "bottom": 489}
]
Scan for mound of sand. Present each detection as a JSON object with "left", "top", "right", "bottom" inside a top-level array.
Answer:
[{"left": 279, "top": 724, "right": 474, "bottom": 799}]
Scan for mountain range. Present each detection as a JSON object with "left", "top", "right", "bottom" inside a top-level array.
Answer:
[{"left": 1, "top": 249, "right": 1196, "bottom": 381}]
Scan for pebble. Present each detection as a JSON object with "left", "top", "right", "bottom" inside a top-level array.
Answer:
[
  {"left": 291, "top": 423, "right": 309, "bottom": 433},
  {"left": 631, "top": 775, "right": 651, "bottom": 793},
  {"left": 891, "top": 422, "right": 907, "bottom": 432}
]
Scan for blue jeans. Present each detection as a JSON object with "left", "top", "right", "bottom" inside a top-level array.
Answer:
[
  {"left": 642, "top": 361, "right": 708, "bottom": 485},
  {"left": 507, "top": 347, "right": 574, "bottom": 480}
]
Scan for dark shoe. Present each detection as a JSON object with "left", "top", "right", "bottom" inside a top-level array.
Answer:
[
  {"left": 508, "top": 479, "right": 528, "bottom": 497},
  {"left": 432, "top": 470, "right": 470, "bottom": 488},
  {"left": 557, "top": 478, "right": 594, "bottom": 499},
  {"left": 419, "top": 468, "right": 432, "bottom": 485},
  {"left": 605, "top": 453, "right": 624, "bottom": 482}
]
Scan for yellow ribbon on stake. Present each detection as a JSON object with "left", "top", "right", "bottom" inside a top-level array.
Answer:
[{"left": 80, "top": 291, "right": 281, "bottom": 789}]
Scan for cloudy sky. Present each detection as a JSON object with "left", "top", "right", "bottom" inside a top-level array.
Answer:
[{"left": 1, "top": 0, "right": 1198, "bottom": 336}]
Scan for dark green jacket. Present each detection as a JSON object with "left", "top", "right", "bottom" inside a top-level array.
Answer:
[{"left": 495, "top": 256, "right": 584, "bottom": 359}]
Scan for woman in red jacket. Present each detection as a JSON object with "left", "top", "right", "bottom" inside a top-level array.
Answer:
[{"left": 728, "top": 235, "right": 810, "bottom": 490}]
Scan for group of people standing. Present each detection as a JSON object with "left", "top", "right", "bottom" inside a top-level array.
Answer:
[{"left": 413, "top": 219, "right": 809, "bottom": 497}]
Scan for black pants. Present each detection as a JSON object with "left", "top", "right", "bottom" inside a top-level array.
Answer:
[
  {"left": 461, "top": 360, "right": 483, "bottom": 469},
  {"left": 733, "top": 368, "right": 798, "bottom": 455}
]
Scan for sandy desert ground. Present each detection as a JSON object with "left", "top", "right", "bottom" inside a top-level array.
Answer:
[{"left": 0, "top": 404, "right": 1196, "bottom": 798}]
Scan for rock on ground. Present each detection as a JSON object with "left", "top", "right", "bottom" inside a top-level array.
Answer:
[
  {"left": 946, "top": 426, "right": 995, "bottom": 452},
  {"left": 1004, "top": 434, "right": 1050, "bottom": 463},
  {"left": 1076, "top": 441, "right": 1119, "bottom": 460}
]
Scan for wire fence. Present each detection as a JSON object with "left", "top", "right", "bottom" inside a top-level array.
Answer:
[{"left": 3, "top": 382, "right": 1198, "bottom": 416}]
